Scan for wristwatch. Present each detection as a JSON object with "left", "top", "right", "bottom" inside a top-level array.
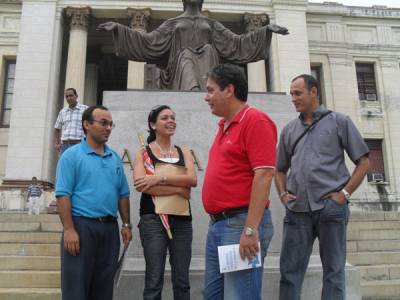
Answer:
[
  {"left": 243, "top": 226, "right": 257, "bottom": 237},
  {"left": 122, "top": 223, "right": 132, "bottom": 229},
  {"left": 342, "top": 189, "right": 351, "bottom": 201}
]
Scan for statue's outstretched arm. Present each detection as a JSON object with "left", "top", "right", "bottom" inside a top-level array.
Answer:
[
  {"left": 97, "top": 21, "right": 119, "bottom": 32},
  {"left": 267, "top": 24, "right": 289, "bottom": 35}
]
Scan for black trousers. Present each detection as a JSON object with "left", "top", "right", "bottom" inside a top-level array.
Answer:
[{"left": 61, "top": 217, "right": 120, "bottom": 300}]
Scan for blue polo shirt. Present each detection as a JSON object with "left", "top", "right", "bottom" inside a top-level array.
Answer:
[{"left": 55, "top": 138, "right": 130, "bottom": 218}]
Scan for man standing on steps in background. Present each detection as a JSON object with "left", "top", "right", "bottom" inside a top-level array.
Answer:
[
  {"left": 275, "top": 74, "right": 370, "bottom": 300},
  {"left": 54, "top": 88, "right": 88, "bottom": 154},
  {"left": 55, "top": 105, "right": 132, "bottom": 300}
]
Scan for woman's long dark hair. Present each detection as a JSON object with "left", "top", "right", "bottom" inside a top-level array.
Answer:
[{"left": 147, "top": 105, "right": 172, "bottom": 144}]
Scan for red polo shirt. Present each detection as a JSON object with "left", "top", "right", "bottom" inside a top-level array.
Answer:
[{"left": 202, "top": 105, "right": 277, "bottom": 213}]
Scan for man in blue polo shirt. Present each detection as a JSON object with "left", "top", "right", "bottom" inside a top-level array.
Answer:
[{"left": 56, "top": 105, "right": 132, "bottom": 300}]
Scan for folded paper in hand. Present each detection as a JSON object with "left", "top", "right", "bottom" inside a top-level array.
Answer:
[{"left": 154, "top": 163, "right": 190, "bottom": 216}]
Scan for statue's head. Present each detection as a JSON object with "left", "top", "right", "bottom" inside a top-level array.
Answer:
[{"left": 182, "top": 0, "right": 204, "bottom": 11}]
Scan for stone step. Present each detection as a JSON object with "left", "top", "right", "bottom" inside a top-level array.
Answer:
[
  {"left": 348, "top": 252, "right": 400, "bottom": 266},
  {"left": 0, "top": 288, "right": 60, "bottom": 300},
  {"left": 0, "top": 222, "right": 41, "bottom": 232},
  {"left": 350, "top": 211, "right": 400, "bottom": 222},
  {"left": 0, "top": 271, "right": 60, "bottom": 288},
  {"left": 0, "top": 232, "right": 61, "bottom": 244},
  {"left": 0, "top": 244, "right": 59, "bottom": 256},
  {"left": 41, "top": 222, "right": 63, "bottom": 232},
  {"left": 361, "top": 279, "right": 400, "bottom": 299},
  {"left": 349, "top": 229, "right": 400, "bottom": 241},
  {"left": 0, "top": 213, "right": 60, "bottom": 223},
  {"left": 0, "top": 222, "right": 62, "bottom": 232},
  {"left": 348, "top": 220, "right": 400, "bottom": 234},
  {"left": 348, "top": 240, "right": 400, "bottom": 252},
  {"left": 358, "top": 264, "right": 400, "bottom": 281},
  {"left": 0, "top": 256, "right": 60, "bottom": 270}
]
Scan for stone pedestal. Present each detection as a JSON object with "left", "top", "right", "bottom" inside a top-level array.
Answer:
[
  {"left": 248, "top": 61, "right": 267, "bottom": 92},
  {"left": 104, "top": 90, "right": 361, "bottom": 299}
]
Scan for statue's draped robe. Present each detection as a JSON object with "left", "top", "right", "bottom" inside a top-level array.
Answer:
[{"left": 112, "top": 15, "right": 272, "bottom": 91}]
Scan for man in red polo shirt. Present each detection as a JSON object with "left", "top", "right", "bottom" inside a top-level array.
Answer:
[{"left": 202, "top": 64, "right": 277, "bottom": 300}]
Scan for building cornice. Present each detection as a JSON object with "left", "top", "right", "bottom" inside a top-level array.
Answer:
[
  {"left": 307, "top": 2, "right": 400, "bottom": 19},
  {"left": 57, "top": 0, "right": 273, "bottom": 14},
  {"left": 0, "top": 0, "right": 22, "bottom": 3}
]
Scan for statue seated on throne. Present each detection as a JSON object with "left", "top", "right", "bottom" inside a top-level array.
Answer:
[{"left": 98, "top": 0, "right": 288, "bottom": 91}]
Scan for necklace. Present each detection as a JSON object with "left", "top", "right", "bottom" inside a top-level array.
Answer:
[{"left": 153, "top": 141, "right": 174, "bottom": 158}]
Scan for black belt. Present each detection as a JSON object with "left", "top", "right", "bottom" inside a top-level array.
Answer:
[
  {"left": 79, "top": 215, "right": 117, "bottom": 222},
  {"left": 209, "top": 207, "right": 248, "bottom": 222},
  {"left": 62, "top": 140, "right": 81, "bottom": 145}
]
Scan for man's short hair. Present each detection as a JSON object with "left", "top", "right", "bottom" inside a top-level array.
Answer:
[
  {"left": 208, "top": 64, "right": 248, "bottom": 102},
  {"left": 291, "top": 74, "right": 319, "bottom": 96},
  {"left": 65, "top": 88, "right": 78, "bottom": 96},
  {"left": 81, "top": 105, "right": 108, "bottom": 134}
]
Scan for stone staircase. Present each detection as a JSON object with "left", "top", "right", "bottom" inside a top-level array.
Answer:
[
  {"left": 0, "top": 213, "right": 62, "bottom": 300},
  {"left": 347, "top": 211, "right": 400, "bottom": 300}
]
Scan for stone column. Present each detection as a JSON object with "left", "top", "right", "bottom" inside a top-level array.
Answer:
[
  {"left": 379, "top": 58, "right": 400, "bottom": 194},
  {"left": 243, "top": 13, "right": 268, "bottom": 92},
  {"left": 64, "top": 7, "right": 90, "bottom": 103},
  {"left": 270, "top": 0, "right": 310, "bottom": 92},
  {"left": 3, "top": 0, "right": 64, "bottom": 206},
  {"left": 126, "top": 8, "right": 151, "bottom": 90}
]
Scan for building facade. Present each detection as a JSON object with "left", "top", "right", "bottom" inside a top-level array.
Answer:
[{"left": 0, "top": 0, "right": 399, "bottom": 210}]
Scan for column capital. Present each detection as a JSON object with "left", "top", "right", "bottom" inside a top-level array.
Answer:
[
  {"left": 243, "top": 13, "right": 269, "bottom": 33},
  {"left": 65, "top": 7, "right": 91, "bottom": 30},
  {"left": 126, "top": 8, "right": 151, "bottom": 32}
]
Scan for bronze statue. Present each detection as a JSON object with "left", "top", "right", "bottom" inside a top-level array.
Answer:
[{"left": 97, "top": 0, "right": 289, "bottom": 91}]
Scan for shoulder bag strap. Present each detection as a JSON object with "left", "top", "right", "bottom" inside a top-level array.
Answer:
[{"left": 290, "top": 110, "right": 332, "bottom": 157}]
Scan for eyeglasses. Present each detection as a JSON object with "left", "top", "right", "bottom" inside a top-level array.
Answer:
[{"left": 91, "top": 119, "right": 115, "bottom": 129}]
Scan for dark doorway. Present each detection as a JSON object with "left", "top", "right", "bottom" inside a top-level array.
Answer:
[{"left": 97, "top": 54, "right": 128, "bottom": 104}]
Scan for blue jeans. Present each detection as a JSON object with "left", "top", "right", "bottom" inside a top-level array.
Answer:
[
  {"left": 139, "top": 214, "right": 193, "bottom": 300},
  {"left": 279, "top": 199, "right": 350, "bottom": 300},
  {"left": 61, "top": 217, "right": 120, "bottom": 300},
  {"left": 203, "top": 209, "right": 274, "bottom": 300},
  {"left": 60, "top": 143, "right": 78, "bottom": 155}
]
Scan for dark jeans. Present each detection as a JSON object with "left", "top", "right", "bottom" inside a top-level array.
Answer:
[
  {"left": 61, "top": 217, "right": 120, "bottom": 300},
  {"left": 279, "top": 199, "right": 349, "bottom": 300},
  {"left": 139, "top": 214, "right": 193, "bottom": 300}
]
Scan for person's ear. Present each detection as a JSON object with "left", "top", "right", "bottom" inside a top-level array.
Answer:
[
  {"left": 310, "top": 86, "right": 318, "bottom": 98},
  {"left": 226, "top": 84, "right": 235, "bottom": 98},
  {"left": 83, "top": 120, "right": 90, "bottom": 132}
]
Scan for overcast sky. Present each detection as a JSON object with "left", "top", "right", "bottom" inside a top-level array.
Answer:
[{"left": 309, "top": 0, "right": 400, "bottom": 8}]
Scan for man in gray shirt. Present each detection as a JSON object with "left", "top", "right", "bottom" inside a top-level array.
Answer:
[{"left": 275, "top": 74, "right": 370, "bottom": 300}]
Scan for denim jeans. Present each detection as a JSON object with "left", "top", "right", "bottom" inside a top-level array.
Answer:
[
  {"left": 139, "top": 214, "right": 193, "bottom": 300},
  {"left": 60, "top": 143, "right": 77, "bottom": 155},
  {"left": 279, "top": 199, "right": 350, "bottom": 300},
  {"left": 61, "top": 217, "right": 120, "bottom": 300},
  {"left": 203, "top": 209, "right": 274, "bottom": 300}
]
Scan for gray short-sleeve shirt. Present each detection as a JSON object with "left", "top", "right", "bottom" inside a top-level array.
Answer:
[{"left": 276, "top": 105, "right": 369, "bottom": 212}]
